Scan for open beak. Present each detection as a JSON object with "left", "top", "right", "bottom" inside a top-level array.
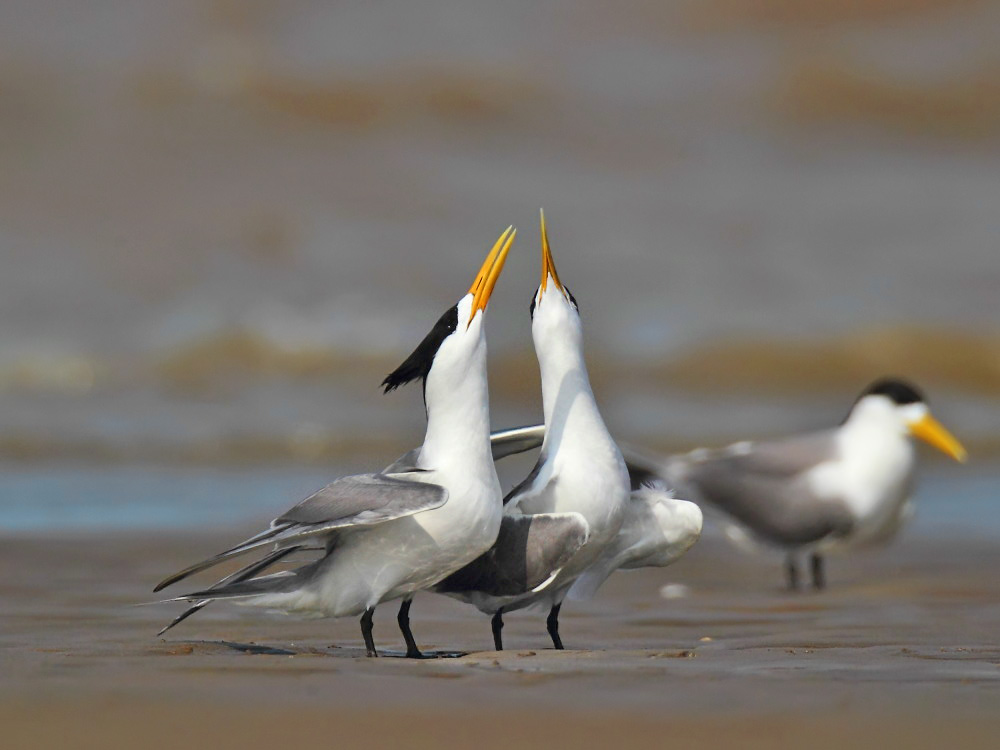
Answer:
[
  {"left": 539, "top": 208, "right": 563, "bottom": 295},
  {"left": 909, "top": 412, "right": 968, "bottom": 463},
  {"left": 467, "top": 226, "right": 516, "bottom": 327}
]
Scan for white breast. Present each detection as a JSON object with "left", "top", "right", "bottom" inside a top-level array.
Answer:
[{"left": 807, "top": 425, "right": 916, "bottom": 550}]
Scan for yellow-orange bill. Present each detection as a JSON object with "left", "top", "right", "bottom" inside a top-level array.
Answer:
[
  {"left": 909, "top": 413, "right": 968, "bottom": 463},
  {"left": 468, "top": 226, "right": 513, "bottom": 297},
  {"left": 469, "top": 227, "right": 516, "bottom": 327},
  {"left": 539, "top": 208, "right": 562, "bottom": 294}
]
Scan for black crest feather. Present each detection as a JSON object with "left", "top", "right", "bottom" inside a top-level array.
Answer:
[
  {"left": 381, "top": 305, "right": 459, "bottom": 393},
  {"left": 529, "top": 286, "right": 578, "bottom": 319},
  {"left": 860, "top": 377, "right": 925, "bottom": 405}
]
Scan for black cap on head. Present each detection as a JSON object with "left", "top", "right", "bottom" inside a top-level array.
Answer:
[
  {"left": 860, "top": 377, "right": 926, "bottom": 406},
  {"left": 528, "top": 286, "right": 579, "bottom": 320},
  {"left": 381, "top": 305, "right": 459, "bottom": 394}
]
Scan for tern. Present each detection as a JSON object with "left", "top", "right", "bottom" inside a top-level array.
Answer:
[
  {"left": 484, "top": 425, "right": 703, "bottom": 601},
  {"left": 566, "top": 480, "right": 703, "bottom": 600},
  {"left": 431, "top": 211, "right": 631, "bottom": 650},
  {"left": 154, "top": 227, "right": 516, "bottom": 657},
  {"left": 635, "top": 378, "right": 967, "bottom": 590}
]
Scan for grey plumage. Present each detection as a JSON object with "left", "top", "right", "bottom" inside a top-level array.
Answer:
[
  {"left": 180, "top": 562, "right": 322, "bottom": 600},
  {"left": 665, "top": 433, "right": 855, "bottom": 547},
  {"left": 276, "top": 473, "right": 447, "bottom": 525},
  {"left": 489, "top": 425, "right": 545, "bottom": 461},
  {"left": 156, "top": 546, "right": 301, "bottom": 636},
  {"left": 434, "top": 513, "right": 588, "bottom": 597},
  {"left": 154, "top": 471, "right": 448, "bottom": 593}
]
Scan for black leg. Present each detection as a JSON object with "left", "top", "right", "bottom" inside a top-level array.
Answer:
[
  {"left": 546, "top": 603, "right": 564, "bottom": 650},
  {"left": 396, "top": 598, "right": 423, "bottom": 658},
  {"left": 360, "top": 607, "right": 377, "bottom": 657},
  {"left": 811, "top": 553, "right": 826, "bottom": 591},
  {"left": 491, "top": 609, "right": 504, "bottom": 651},
  {"left": 785, "top": 555, "right": 800, "bottom": 592}
]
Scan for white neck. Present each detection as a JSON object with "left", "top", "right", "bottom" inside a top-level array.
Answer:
[
  {"left": 828, "top": 398, "right": 916, "bottom": 519},
  {"left": 419, "top": 339, "right": 494, "bottom": 473},
  {"left": 537, "top": 334, "right": 614, "bottom": 455},
  {"left": 840, "top": 396, "right": 913, "bottom": 444}
]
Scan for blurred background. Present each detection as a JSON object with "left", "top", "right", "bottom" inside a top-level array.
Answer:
[{"left": 1, "top": 0, "right": 998, "bottom": 533}]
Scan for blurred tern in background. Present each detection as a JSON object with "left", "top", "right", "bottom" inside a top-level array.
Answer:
[
  {"left": 154, "top": 227, "right": 516, "bottom": 657},
  {"left": 630, "top": 378, "right": 967, "bottom": 590},
  {"left": 432, "top": 211, "right": 631, "bottom": 650}
]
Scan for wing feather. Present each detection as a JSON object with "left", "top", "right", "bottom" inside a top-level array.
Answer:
[
  {"left": 679, "top": 433, "right": 853, "bottom": 545},
  {"left": 435, "top": 512, "right": 588, "bottom": 597},
  {"left": 489, "top": 425, "right": 545, "bottom": 461},
  {"left": 154, "top": 473, "right": 447, "bottom": 592}
]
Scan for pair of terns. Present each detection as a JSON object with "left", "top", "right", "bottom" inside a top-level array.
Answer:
[{"left": 156, "top": 217, "right": 701, "bottom": 656}]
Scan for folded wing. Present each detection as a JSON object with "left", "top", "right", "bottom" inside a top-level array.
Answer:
[
  {"left": 671, "top": 433, "right": 854, "bottom": 546},
  {"left": 154, "top": 472, "right": 448, "bottom": 592},
  {"left": 435, "top": 512, "right": 589, "bottom": 598}
]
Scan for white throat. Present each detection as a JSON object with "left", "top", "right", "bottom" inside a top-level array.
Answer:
[
  {"left": 533, "top": 297, "right": 617, "bottom": 462},
  {"left": 419, "top": 308, "right": 494, "bottom": 474}
]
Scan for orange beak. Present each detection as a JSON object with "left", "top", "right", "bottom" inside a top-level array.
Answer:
[
  {"left": 467, "top": 226, "right": 516, "bottom": 327},
  {"left": 908, "top": 412, "right": 968, "bottom": 463},
  {"left": 539, "top": 208, "right": 563, "bottom": 295}
]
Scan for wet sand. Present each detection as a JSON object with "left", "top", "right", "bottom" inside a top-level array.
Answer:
[{"left": 3, "top": 530, "right": 1000, "bottom": 748}]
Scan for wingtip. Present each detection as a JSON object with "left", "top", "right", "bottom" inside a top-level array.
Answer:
[
  {"left": 156, "top": 602, "right": 204, "bottom": 637},
  {"left": 530, "top": 568, "right": 562, "bottom": 594},
  {"left": 153, "top": 575, "right": 179, "bottom": 593}
]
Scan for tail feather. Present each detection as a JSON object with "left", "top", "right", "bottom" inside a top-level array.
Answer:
[
  {"left": 180, "top": 560, "right": 320, "bottom": 601},
  {"left": 157, "top": 546, "right": 300, "bottom": 636},
  {"left": 153, "top": 523, "right": 295, "bottom": 593}
]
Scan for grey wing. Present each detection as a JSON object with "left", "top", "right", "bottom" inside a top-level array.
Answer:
[
  {"left": 490, "top": 424, "right": 545, "bottom": 461},
  {"left": 434, "top": 513, "right": 589, "bottom": 597},
  {"left": 492, "top": 426, "right": 653, "bottom": 490},
  {"left": 156, "top": 546, "right": 301, "bottom": 635},
  {"left": 277, "top": 473, "right": 447, "bottom": 525},
  {"left": 682, "top": 432, "right": 853, "bottom": 546},
  {"left": 154, "top": 473, "right": 447, "bottom": 592}
]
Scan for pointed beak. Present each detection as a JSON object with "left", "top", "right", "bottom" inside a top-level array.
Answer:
[
  {"left": 909, "top": 412, "right": 968, "bottom": 463},
  {"left": 539, "top": 208, "right": 563, "bottom": 295},
  {"left": 468, "top": 226, "right": 516, "bottom": 327}
]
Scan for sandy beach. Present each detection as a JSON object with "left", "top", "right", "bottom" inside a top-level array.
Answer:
[{"left": 4, "top": 528, "right": 999, "bottom": 749}]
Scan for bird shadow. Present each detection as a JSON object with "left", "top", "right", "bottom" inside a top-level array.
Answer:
[{"left": 166, "top": 640, "right": 467, "bottom": 659}]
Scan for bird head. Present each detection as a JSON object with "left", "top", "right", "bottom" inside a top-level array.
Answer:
[
  {"left": 381, "top": 226, "right": 515, "bottom": 396},
  {"left": 850, "top": 378, "right": 967, "bottom": 463},
  {"left": 529, "top": 210, "right": 582, "bottom": 350}
]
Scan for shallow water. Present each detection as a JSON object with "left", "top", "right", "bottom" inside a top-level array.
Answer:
[{"left": 0, "top": 462, "right": 995, "bottom": 539}]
